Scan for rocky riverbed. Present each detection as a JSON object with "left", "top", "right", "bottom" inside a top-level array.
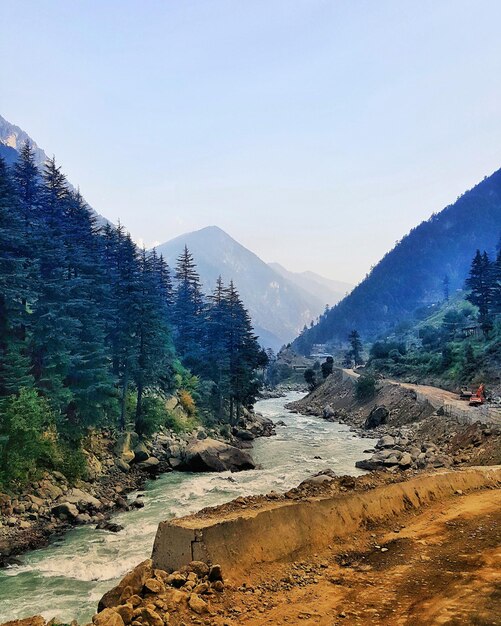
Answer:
[
  {"left": 0, "top": 405, "right": 275, "bottom": 567},
  {"left": 287, "top": 370, "right": 501, "bottom": 473}
]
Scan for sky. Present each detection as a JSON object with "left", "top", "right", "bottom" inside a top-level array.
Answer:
[{"left": 2, "top": 0, "right": 501, "bottom": 284}]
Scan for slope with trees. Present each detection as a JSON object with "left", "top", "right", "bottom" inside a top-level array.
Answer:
[
  {"left": 0, "top": 145, "right": 265, "bottom": 490},
  {"left": 293, "top": 169, "right": 501, "bottom": 355}
]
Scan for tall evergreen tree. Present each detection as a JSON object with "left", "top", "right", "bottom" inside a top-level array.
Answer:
[
  {"left": 465, "top": 250, "right": 495, "bottom": 335},
  {"left": 348, "top": 330, "right": 363, "bottom": 365},
  {"left": 0, "top": 157, "right": 34, "bottom": 397},
  {"left": 172, "top": 246, "right": 204, "bottom": 368}
]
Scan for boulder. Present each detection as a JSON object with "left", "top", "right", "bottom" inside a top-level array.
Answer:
[
  {"left": 0, "top": 617, "right": 46, "bottom": 626},
  {"left": 234, "top": 429, "right": 255, "bottom": 441},
  {"left": 355, "top": 458, "right": 382, "bottom": 471},
  {"left": 93, "top": 608, "right": 124, "bottom": 626},
  {"left": 65, "top": 488, "right": 102, "bottom": 511},
  {"left": 114, "top": 432, "right": 138, "bottom": 465},
  {"left": 136, "top": 457, "right": 160, "bottom": 473},
  {"left": 377, "top": 435, "right": 395, "bottom": 449},
  {"left": 364, "top": 406, "right": 389, "bottom": 429},
  {"left": 322, "top": 405, "right": 335, "bottom": 419},
  {"left": 99, "top": 559, "right": 153, "bottom": 610},
  {"left": 164, "top": 395, "right": 178, "bottom": 411},
  {"left": 96, "top": 521, "right": 124, "bottom": 533},
  {"left": 180, "top": 438, "right": 255, "bottom": 473},
  {"left": 133, "top": 442, "right": 150, "bottom": 463},
  {"left": 399, "top": 453, "right": 413, "bottom": 468},
  {"left": 52, "top": 502, "right": 79, "bottom": 520},
  {"left": 188, "top": 593, "right": 208, "bottom": 615}
]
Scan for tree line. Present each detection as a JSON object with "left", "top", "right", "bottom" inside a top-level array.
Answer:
[{"left": 0, "top": 144, "right": 265, "bottom": 487}]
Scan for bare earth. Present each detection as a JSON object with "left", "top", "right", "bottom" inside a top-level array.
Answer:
[{"left": 208, "top": 487, "right": 501, "bottom": 626}]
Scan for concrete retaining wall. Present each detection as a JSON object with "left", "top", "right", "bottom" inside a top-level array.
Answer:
[{"left": 151, "top": 466, "right": 501, "bottom": 579}]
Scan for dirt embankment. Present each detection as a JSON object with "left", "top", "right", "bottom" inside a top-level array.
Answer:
[
  {"left": 286, "top": 370, "right": 501, "bottom": 472},
  {"left": 7, "top": 467, "right": 500, "bottom": 626}
]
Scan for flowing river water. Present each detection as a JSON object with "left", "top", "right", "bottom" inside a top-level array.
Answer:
[{"left": 0, "top": 393, "right": 376, "bottom": 624}]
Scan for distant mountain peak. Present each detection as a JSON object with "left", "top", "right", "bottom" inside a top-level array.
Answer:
[{"left": 0, "top": 114, "right": 48, "bottom": 165}]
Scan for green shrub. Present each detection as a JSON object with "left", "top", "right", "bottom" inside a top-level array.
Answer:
[
  {"left": 355, "top": 374, "right": 378, "bottom": 401},
  {"left": 0, "top": 388, "right": 56, "bottom": 488}
]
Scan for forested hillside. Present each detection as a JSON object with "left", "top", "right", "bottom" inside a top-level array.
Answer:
[
  {"left": 294, "top": 169, "right": 501, "bottom": 354},
  {"left": 0, "top": 145, "right": 265, "bottom": 489}
]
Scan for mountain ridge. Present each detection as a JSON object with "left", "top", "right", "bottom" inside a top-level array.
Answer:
[
  {"left": 155, "top": 226, "right": 334, "bottom": 350},
  {"left": 293, "top": 167, "right": 501, "bottom": 354}
]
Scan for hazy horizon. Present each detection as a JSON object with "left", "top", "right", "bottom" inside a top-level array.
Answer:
[{"left": 2, "top": 1, "right": 501, "bottom": 283}]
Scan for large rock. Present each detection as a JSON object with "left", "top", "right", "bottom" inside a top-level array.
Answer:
[
  {"left": 92, "top": 608, "right": 124, "bottom": 626},
  {"left": 65, "top": 488, "right": 102, "bottom": 511},
  {"left": 180, "top": 438, "right": 255, "bottom": 473},
  {"left": 364, "top": 406, "right": 389, "bottom": 429},
  {"left": 133, "top": 442, "right": 150, "bottom": 463},
  {"left": 51, "top": 502, "right": 79, "bottom": 520},
  {"left": 114, "top": 432, "right": 138, "bottom": 465},
  {"left": 99, "top": 559, "right": 153, "bottom": 610}
]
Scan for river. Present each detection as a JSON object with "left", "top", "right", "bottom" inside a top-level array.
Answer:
[{"left": 0, "top": 393, "right": 375, "bottom": 624}]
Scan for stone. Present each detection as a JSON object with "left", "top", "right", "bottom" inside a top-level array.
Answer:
[
  {"left": 114, "top": 432, "right": 138, "bottom": 465},
  {"left": 99, "top": 559, "right": 153, "bottom": 610},
  {"left": 208, "top": 564, "right": 223, "bottom": 582},
  {"left": 52, "top": 502, "right": 79, "bottom": 520},
  {"left": 115, "top": 459, "right": 131, "bottom": 473},
  {"left": 211, "top": 580, "right": 224, "bottom": 592},
  {"left": 137, "top": 457, "right": 160, "bottom": 472},
  {"left": 364, "top": 406, "right": 389, "bottom": 429},
  {"left": 378, "top": 435, "right": 395, "bottom": 448},
  {"left": 76, "top": 513, "right": 92, "bottom": 524},
  {"left": 137, "top": 608, "right": 163, "bottom": 626},
  {"left": 193, "top": 582, "right": 210, "bottom": 595},
  {"left": 0, "top": 617, "right": 46, "bottom": 626},
  {"left": 65, "top": 488, "right": 103, "bottom": 511},
  {"left": 188, "top": 593, "right": 208, "bottom": 615},
  {"left": 399, "top": 453, "right": 412, "bottom": 468},
  {"left": 166, "top": 572, "right": 186, "bottom": 587},
  {"left": 144, "top": 577, "right": 165, "bottom": 594},
  {"left": 234, "top": 429, "right": 255, "bottom": 441},
  {"left": 96, "top": 521, "right": 124, "bottom": 533},
  {"left": 322, "top": 405, "right": 335, "bottom": 419},
  {"left": 133, "top": 442, "right": 150, "bottom": 463},
  {"left": 189, "top": 560, "right": 209, "bottom": 578},
  {"left": 113, "top": 604, "right": 134, "bottom": 625},
  {"left": 180, "top": 438, "right": 255, "bottom": 473},
  {"left": 93, "top": 608, "right": 125, "bottom": 626}
]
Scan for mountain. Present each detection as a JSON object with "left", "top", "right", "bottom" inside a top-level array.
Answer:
[
  {"left": 155, "top": 226, "right": 329, "bottom": 351},
  {"left": 0, "top": 114, "right": 48, "bottom": 165},
  {"left": 268, "top": 263, "right": 353, "bottom": 307},
  {"left": 293, "top": 168, "right": 501, "bottom": 354},
  {"left": 0, "top": 114, "right": 109, "bottom": 225}
]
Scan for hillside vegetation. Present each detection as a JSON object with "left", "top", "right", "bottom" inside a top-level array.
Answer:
[{"left": 293, "top": 169, "right": 501, "bottom": 354}]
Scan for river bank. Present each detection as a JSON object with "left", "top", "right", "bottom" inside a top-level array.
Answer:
[
  {"left": 286, "top": 369, "right": 501, "bottom": 473},
  {"left": 0, "top": 393, "right": 375, "bottom": 624},
  {"left": 0, "top": 405, "right": 275, "bottom": 568}
]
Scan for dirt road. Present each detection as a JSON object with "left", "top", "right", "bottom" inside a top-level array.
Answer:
[
  {"left": 342, "top": 368, "right": 501, "bottom": 426},
  {"left": 210, "top": 486, "right": 501, "bottom": 625}
]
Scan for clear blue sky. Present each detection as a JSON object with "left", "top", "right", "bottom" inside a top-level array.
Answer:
[{"left": 2, "top": 0, "right": 501, "bottom": 283}]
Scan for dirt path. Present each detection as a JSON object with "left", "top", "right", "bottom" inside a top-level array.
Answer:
[
  {"left": 342, "top": 368, "right": 501, "bottom": 426},
  {"left": 210, "top": 487, "right": 501, "bottom": 625}
]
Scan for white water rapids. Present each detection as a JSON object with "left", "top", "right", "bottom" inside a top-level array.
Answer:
[{"left": 0, "top": 393, "right": 376, "bottom": 623}]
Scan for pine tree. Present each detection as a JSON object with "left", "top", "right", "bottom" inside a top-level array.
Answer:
[
  {"left": 172, "top": 246, "right": 204, "bottom": 368},
  {"left": 62, "top": 190, "right": 117, "bottom": 428},
  {"left": 0, "top": 157, "right": 34, "bottom": 397},
  {"left": 31, "top": 157, "right": 78, "bottom": 417},
  {"left": 348, "top": 330, "right": 363, "bottom": 365},
  {"left": 134, "top": 248, "right": 175, "bottom": 431},
  {"left": 465, "top": 250, "right": 495, "bottom": 335}
]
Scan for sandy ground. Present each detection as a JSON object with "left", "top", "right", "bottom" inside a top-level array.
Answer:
[{"left": 203, "top": 487, "right": 501, "bottom": 626}]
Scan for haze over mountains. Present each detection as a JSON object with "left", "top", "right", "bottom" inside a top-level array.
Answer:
[
  {"left": 293, "top": 168, "right": 501, "bottom": 354},
  {"left": 1, "top": 114, "right": 351, "bottom": 351},
  {"left": 155, "top": 226, "right": 350, "bottom": 350}
]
